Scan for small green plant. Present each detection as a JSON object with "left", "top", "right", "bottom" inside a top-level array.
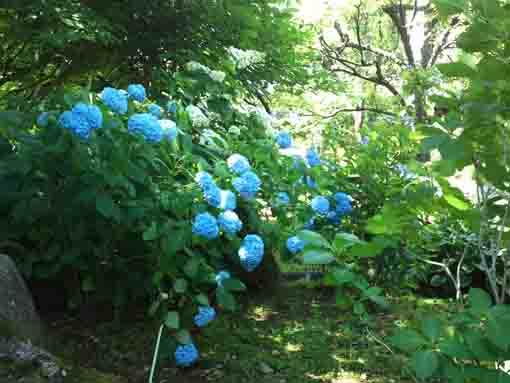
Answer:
[{"left": 296, "top": 230, "right": 390, "bottom": 319}]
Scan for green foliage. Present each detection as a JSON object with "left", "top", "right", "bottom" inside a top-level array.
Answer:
[{"left": 391, "top": 288, "right": 510, "bottom": 382}]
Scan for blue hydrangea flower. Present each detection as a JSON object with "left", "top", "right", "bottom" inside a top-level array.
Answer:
[
  {"left": 218, "top": 211, "right": 242, "bottom": 234},
  {"left": 306, "top": 148, "right": 321, "bottom": 167},
  {"left": 192, "top": 213, "right": 219, "bottom": 240},
  {"left": 276, "top": 131, "right": 292, "bottom": 149},
  {"left": 287, "top": 236, "right": 305, "bottom": 254},
  {"left": 219, "top": 190, "right": 236, "bottom": 211},
  {"left": 238, "top": 234, "right": 264, "bottom": 272},
  {"left": 58, "top": 103, "right": 103, "bottom": 139},
  {"left": 336, "top": 199, "right": 353, "bottom": 216},
  {"left": 227, "top": 154, "right": 251, "bottom": 175},
  {"left": 334, "top": 192, "right": 353, "bottom": 216},
  {"left": 215, "top": 270, "right": 231, "bottom": 287},
  {"left": 72, "top": 103, "right": 103, "bottom": 130},
  {"left": 167, "top": 101, "right": 177, "bottom": 114},
  {"left": 100, "top": 87, "right": 128, "bottom": 115},
  {"left": 127, "top": 84, "right": 146, "bottom": 102},
  {"left": 275, "top": 192, "right": 290, "bottom": 206},
  {"left": 147, "top": 103, "right": 163, "bottom": 118},
  {"left": 193, "top": 306, "right": 216, "bottom": 327},
  {"left": 361, "top": 136, "right": 370, "bottom": 145},
  {"left": 195, "top": 172, "right": 215, "bottom": 189},
  {"left": 311, "top": 196, "right": 330, "bottom": 216},
  {"left": 304, "top": 217, "right": 316, "bottom": 230},
  {"left": 37, "top": 112, "right": 50, "bottom": 127},
  {"left": 175, "top": 343, "right": 199, "bottom": 367},
  {"left": 232, "top": 171, "right": 261, "bottom": 200},
  {"left": 327, "top": 211, "right": 342, "bottom": 225},
  {"left": 127, "top": 113, "right": 163, "bottom": 143},
  {"left": 160, "top": 119, "right": 178, "bottom": 142},
  {"left": 203, "top": 183, "right": 221, "bottom": 208}
]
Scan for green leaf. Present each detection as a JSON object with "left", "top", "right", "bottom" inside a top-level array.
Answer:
[
  {"left": 298, "top": 230, "right": 330, "bottom": 249},
  {"left": 165, "top": 311, "right": 180, "bottom": 329},
  {"left": 469, "top": 288, "right": 492, "bottom": 311},
  {"left": 411, "top": 350, "right": 439, "bottom": 380},
  {"left": 195, "top": 293, "right": 209, "bottom": 306},
  {"left": 333, "top": 232, "right": 363, "bottom": 251},
  {"left": 143, "top": 222, "right": 159, "bottom": 241},
  {"left": 216, "top": 287, "right": 236, "bottom": 311},
  {"left": 96, "top": 194, "right": 116, "bottom": 219},
  {"left": 368, "top": 294, "right": 390, "bottom": 309},
  {"left": 183, "top": 258, "right": 200, "bottom": 278},
  {"left": 222, "top": 278, "right": 247, "bottom": 292},
  {"left": 444, "top": 193, "right": 471, "bottom": 211},
  {"left": 439, "top": 339, "right": 472, "bottom": 359},
  {"left": 176, "top": 329, "right": 192, "bottom": 345},
  {"left": 303, "top": 250, "right": 335, "bottom": 265},
  {"left": 173, "top": 278, "right": 188, "bottom": 294},
  {"left": 421, "top": 315, "right": 442, "bottom": 342},
  {"left": 324, "top": 268, "right": 355, "bottom": 286},
  {"left": 390, "top": 329, "right": 428, "bottom": 352},
  {"left": 81, "top": 276, "right": 95, "bottom": 292}
]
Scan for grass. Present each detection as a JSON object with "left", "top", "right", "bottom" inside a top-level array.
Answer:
[{"left": 29, "top": 281, "right": 452, "bottom": 383}]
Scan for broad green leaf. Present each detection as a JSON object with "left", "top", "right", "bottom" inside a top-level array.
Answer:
[
  {"left": 411, "top": 350, "right": 439, "bottom": 380},
  {"left": 222, "top": 278, "right": 247, "bottom": 292},
  {"left": 173, "top": 278, "right": 188, "bottom": 294},
  {"left": 297, "top": 230, "right": 330, "bottom": 249},
  {"left": 303, "top": 250, "right": 335, "bottom": 265},
  {"left": 165, "top": 311, "right": 180, "bottom": 329},
  {"left": 324, "top": 268, "right": 355, "bottom": 286},
  {"left": 444, "top": 194, "right": 471, "bottom": 211},
  {"left": 176, "top": 329, "right": 192, "bottom": 345},
  {"left": 195, "top": 293, "right": 209, "bottom": 306},
  {"left": 468, "top": 288, "right": 492, "bottom": 311},
  {"left": 96, "top": 194, "right": 116, "bottom": 219},
  {"left": 143, "top": 222, "right": 159, "bottom": 241},
  {"left": 439, "top": 340, "right": 472, "bottom": 359},
  {"left": 390, "top": 329, "right": 428, "bottom": 352},
  {"left": 183, "top": 258, "right": 200, "bottom": 278},
  {"left": 216, "top": 287, "right": 236, "bottom": 311},
  {"left": 421, "top": 316, "right": 442, "bottom": 342},
  {"left": 333, "top": 232, "right": 363, "bottom": 251}
]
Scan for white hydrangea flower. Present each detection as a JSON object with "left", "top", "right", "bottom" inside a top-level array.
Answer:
[
  {"left": 186, "top": 61, "right": 211, "bottom": 73},
  {"left": 228, "top": 125, "right": 241, "bottom": 135},
  {"left": 209, "top": 70, "right": 226, "bottom": 83},
  {"left": 252, "top": 108, "right": 272, "bottom": 131},
  {"left": 228, "top": 47, "right": 266, "bottom": 70},
  {"left": 186, "top": 105, "right": 210, "bottom": 128}
]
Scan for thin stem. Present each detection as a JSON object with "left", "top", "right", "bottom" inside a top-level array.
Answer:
[{"left": 149, "top": 324, "right": 164, "bottom": 383}]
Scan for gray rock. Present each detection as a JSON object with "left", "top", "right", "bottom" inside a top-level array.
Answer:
[{"left": 0, "top": 254, "right": 42, "bottom": 342}]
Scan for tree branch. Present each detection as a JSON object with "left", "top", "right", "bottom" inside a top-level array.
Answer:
[{"left": 302, "top": 107, "right": 396, "bottom": 119}]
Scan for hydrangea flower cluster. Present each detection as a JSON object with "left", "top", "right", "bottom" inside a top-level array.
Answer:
[
  {"left": 232, "top": 171, "right": 261, "bottom": 200},
  {"left": 276, "top": 131, "right": 292, "bottom": 149},
  {"left": 360, "top": 136, "right": 370, "bottom": 145},
  {"left": 215, "top": 270, "right": 231, "bottom": 287},
  {"left": 275, "top": 192, "right": 290, "bottom": 206},
  {"left": 306, "top": 148, "right": 321, "bottom": 167},
  {"left": 58, "top": 103, "right": 103, "bottom": 139},
  {"left": 127, "top": 113, "right": 163, "bottom": 143},
  {"left": 218, "top": 211, "right": 242, "bottom": 234},
  {"left": 147, "top": 103, "right": 163, "bottom": 118},
  {"left": 100, "top": 87, "right": 128, "bottom": 115},
  {"left": 228, "top": 47, "right": 266, "bottom": 69},
  {"left": 219, "top": 190, "right": 236, "bottom": 211},
  {"left": 192, "top": 213, "right": 219, "bottom": 240},
  {"left": 227, "top": 154, "right": 251, "bottom": 175},
  {"left": 287, "top": 236, "right": 305, "bottom": 254},
  {"left": 310, "top": 196, "right": 330, "bottom": 216},
  {"left": 127, "top": 84, "right": 146, "bottom": 102},
  {"left": 195, "top": 171, "right": 214, "bottom": 188},
  {"left": 334, "top": 192, "right": 353, "bottom": 216},
  {"left": 304, "top": 217, "right": 316, "bottom": 230},
  {"left": 202, "top": 183, "right": 221, "bottom": 208},
  {"left": 185, "top": 61, "right": 226, "bottom": 83},
  {"left": 238, "top": 234, "right": 264, "bottom": 271},
  {"left": 160, "top": 119, "right": 178, "bottom": 142},
  {"left": 193, "top": 306, "right": 216, "bottom": 327},
  {"left": 175, "top": 343, "right": 199, "bottom": 367},
  {"left": 186, "top": 105, "right": 209, "bottom": 128}
]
